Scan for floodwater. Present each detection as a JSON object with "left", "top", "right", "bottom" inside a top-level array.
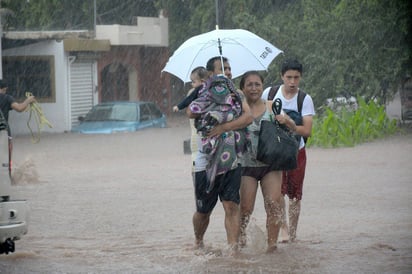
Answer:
[{"left": 0, "top": 116, "right": 411, "bottom": 273}]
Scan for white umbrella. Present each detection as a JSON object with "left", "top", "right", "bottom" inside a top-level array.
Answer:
[{"left": 162, "top": 28, "right": 282, "bottom": 83}]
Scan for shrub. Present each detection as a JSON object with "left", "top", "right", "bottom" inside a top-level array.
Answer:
[{"left": 306, "top": 97, "right": 398, "bottom": 148}]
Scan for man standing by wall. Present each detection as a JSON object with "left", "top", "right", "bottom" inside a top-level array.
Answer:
[{"left": 0, "top": 80, "right": 35, "bottom": 132}]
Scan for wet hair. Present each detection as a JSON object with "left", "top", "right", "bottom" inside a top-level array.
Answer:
[
  {"left": 281, "top": 59, "right": 303, "bottom": 76},
  {"left": 239, "top": 71, "right": 264, "bottom": 90},
  {"left": 191, "top": 66, "right": 209, "bottom": 81},
  {"left": 206, "top": 56, "right": 229, "bottom": 72}
]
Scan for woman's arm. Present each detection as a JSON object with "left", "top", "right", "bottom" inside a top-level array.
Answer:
[{"left": 207, "top": 98, "right": 253, "bottom": 138}]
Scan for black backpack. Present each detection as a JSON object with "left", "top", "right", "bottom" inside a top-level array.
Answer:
[{"left": 267, "top": 85, "right": 308, "bottom": 143}]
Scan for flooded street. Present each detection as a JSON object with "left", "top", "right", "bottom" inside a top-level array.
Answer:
[{"left": 0, "top": 117, "right": 411, "bottom": 273}]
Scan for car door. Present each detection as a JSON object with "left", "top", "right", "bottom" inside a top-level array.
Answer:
[
  {"left": 137, "top": 103, "right": 154, "bottom": 129},
  {"left": 147, "top": 102, "right": 166, "bottom": 128}
]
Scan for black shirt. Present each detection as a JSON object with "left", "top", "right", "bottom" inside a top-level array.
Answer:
[{"left": 0, "top": 93, "right": 15, "bottom": 122}]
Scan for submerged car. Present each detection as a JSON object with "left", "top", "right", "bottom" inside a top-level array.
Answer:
[
  {"left": 71, "top": 101, "right": 167, "bottom": 134},
  {"left": 325, "top": 96, "right": 358, "bottom": 111},
  {"left": 0, "top": 117, "right": 29, "bottom": 255}
]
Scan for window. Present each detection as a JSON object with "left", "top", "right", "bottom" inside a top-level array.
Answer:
[
  {"left": 139, "top": 104, "right": 152, "bottom": 121},
  {"left": 111, "top": 104, "right": 137, "bottom": 121},
  {"left": 84, "top": 105, "right": 112, "bottom": 121},
  {"left": 147, "top": 103, "right": 163, "bottom": 119},
  {"left": 3, "top": 56, "right": 56, "bottom": 102}
]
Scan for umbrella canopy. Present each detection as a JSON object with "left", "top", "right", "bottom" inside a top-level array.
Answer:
[{"left": 162, "top": 28, "right": 282, "bottom": 83}]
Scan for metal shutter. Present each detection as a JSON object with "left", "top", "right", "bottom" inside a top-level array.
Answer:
[{"left": 70, "top": 62, "right": 94, "bottom": 127}]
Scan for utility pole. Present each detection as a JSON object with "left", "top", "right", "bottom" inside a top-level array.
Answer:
[
  {"left": 93, "top": 0, "right": 96, "bottom": 38},
  {"left": 215, "top": 0, "right": 219, "bottom": 28},
  {"left": 0, "top": 1, "right": 3, "bottom": 80}
]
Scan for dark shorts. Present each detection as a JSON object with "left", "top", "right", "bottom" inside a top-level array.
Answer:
[
  {"left": 193, "top": 165, "right": 241, "bottom": 214},
  {"left": 242, "top": 166, "right": 275, "bottom": 181},
  {"left": 282, "top": 148, "right": 307, "bottom": 200}
]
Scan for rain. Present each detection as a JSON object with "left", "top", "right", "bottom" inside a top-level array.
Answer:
[{"left": 0, "top": 0, "right": 411, "bottom": 273}]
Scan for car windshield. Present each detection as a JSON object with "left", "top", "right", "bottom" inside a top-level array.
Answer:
[{"left": 84, "top": 104, "right": 137, "bottom": 122}]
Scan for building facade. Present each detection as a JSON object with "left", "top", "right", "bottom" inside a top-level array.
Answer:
[{"left": 1, "top": 16, "right": 170, "bottom": 135}]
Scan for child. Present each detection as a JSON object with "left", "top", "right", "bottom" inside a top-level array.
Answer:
[
  {"left": 172, "top": 66, "right": 209, "bottom": 112},
  {"left": 173, "top": 67, "right": 208, "bottom": 175}
]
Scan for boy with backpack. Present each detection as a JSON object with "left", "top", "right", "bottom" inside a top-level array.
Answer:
[{"left": 262, "top": 59, "right": 315, "bottom": 242}]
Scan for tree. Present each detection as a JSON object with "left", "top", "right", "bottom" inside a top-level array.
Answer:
[
  {"left": 2, "top": 0, "right": 94, "bottom": 30},
  {"left": 258, "top": 0, "right": 411, "bottom": 107},
  {"left": 1, "top": 0, "right": 158, "bottom": 31},
  {"left": 297, "top": 0, "right": 411, "bottom": 106},
  {"left": 1, "top": 0, "right": 410, "bottom": 107}
]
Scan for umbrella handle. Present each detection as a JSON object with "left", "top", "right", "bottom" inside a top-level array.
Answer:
[{"left": 272, "top": 98, "right": 282, "bottom": 115}]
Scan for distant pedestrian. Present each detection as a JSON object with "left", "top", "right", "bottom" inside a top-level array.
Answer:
[{"left": 0, "top": 80, "right": 36, "bottom": 132}]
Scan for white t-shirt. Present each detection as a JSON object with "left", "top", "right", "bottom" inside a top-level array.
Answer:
[
  {"left": 194, "top": 134, "right": 208, "bottom": 172},
  {"left": 262, "top": 85, "right": 315, "bottom": 149}
]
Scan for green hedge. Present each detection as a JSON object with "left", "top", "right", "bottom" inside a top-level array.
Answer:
[{"left": 306, "top": 97, "right": 398, "bottom": 148}]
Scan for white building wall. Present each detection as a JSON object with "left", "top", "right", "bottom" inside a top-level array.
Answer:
[
  {"left": 96, "top": 17, "right": 168, "bottom": 47},
  {"left": 3, "top": 40, "right": 69, "bottom": 135}
]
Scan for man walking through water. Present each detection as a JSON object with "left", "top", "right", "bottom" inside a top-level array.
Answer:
[
  {"left": 262, "top": 58, "right": 315, "bottom": 242},
  {"left": 186, "top": 56, "right": 253, "bottom": 254}
]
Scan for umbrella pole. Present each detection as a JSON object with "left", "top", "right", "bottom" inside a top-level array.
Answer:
[
  {"left": 217, "top": 36, "right": 225, "bottom": 76},
  {"left": 215, "top": 25, "right": 225, "bottom": 75}
]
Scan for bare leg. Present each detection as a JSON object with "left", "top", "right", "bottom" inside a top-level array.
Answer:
[
  {"left": 265, "top": 199, "right": 284, "bottom": 252},
  {"left": 261, "top": 171, "right": 283, "bottom": 252},
  {"left": 239, "top": 176, "right": 258, "bottom": 247},
  {"left": 279, "top": 196, "right": 290, "bottom": 243},
  {"left": 222, "top": 200, "right": 240, "bottom": 252},
  {"left": 289, "top": 198, "right": 301, "bottom": 242},
  {"left": 239, "top": 214, "right": 249, "bottom": 248},
  {"left": 192, "top": 211, "right": 210, "bottom": 249}
]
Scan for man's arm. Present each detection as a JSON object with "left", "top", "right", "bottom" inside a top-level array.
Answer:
[
  {"left": 11, "top": 96, "right": 35, "bottom": 112},
  {"left": 274, "top": 111, "right": 313, "bottom": 137},
  {"left": 297, "top": 115, "right": 313, "bottom": 138},
  {"left": 207, "top": 98, "right": 253, "bottom": 138}
]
